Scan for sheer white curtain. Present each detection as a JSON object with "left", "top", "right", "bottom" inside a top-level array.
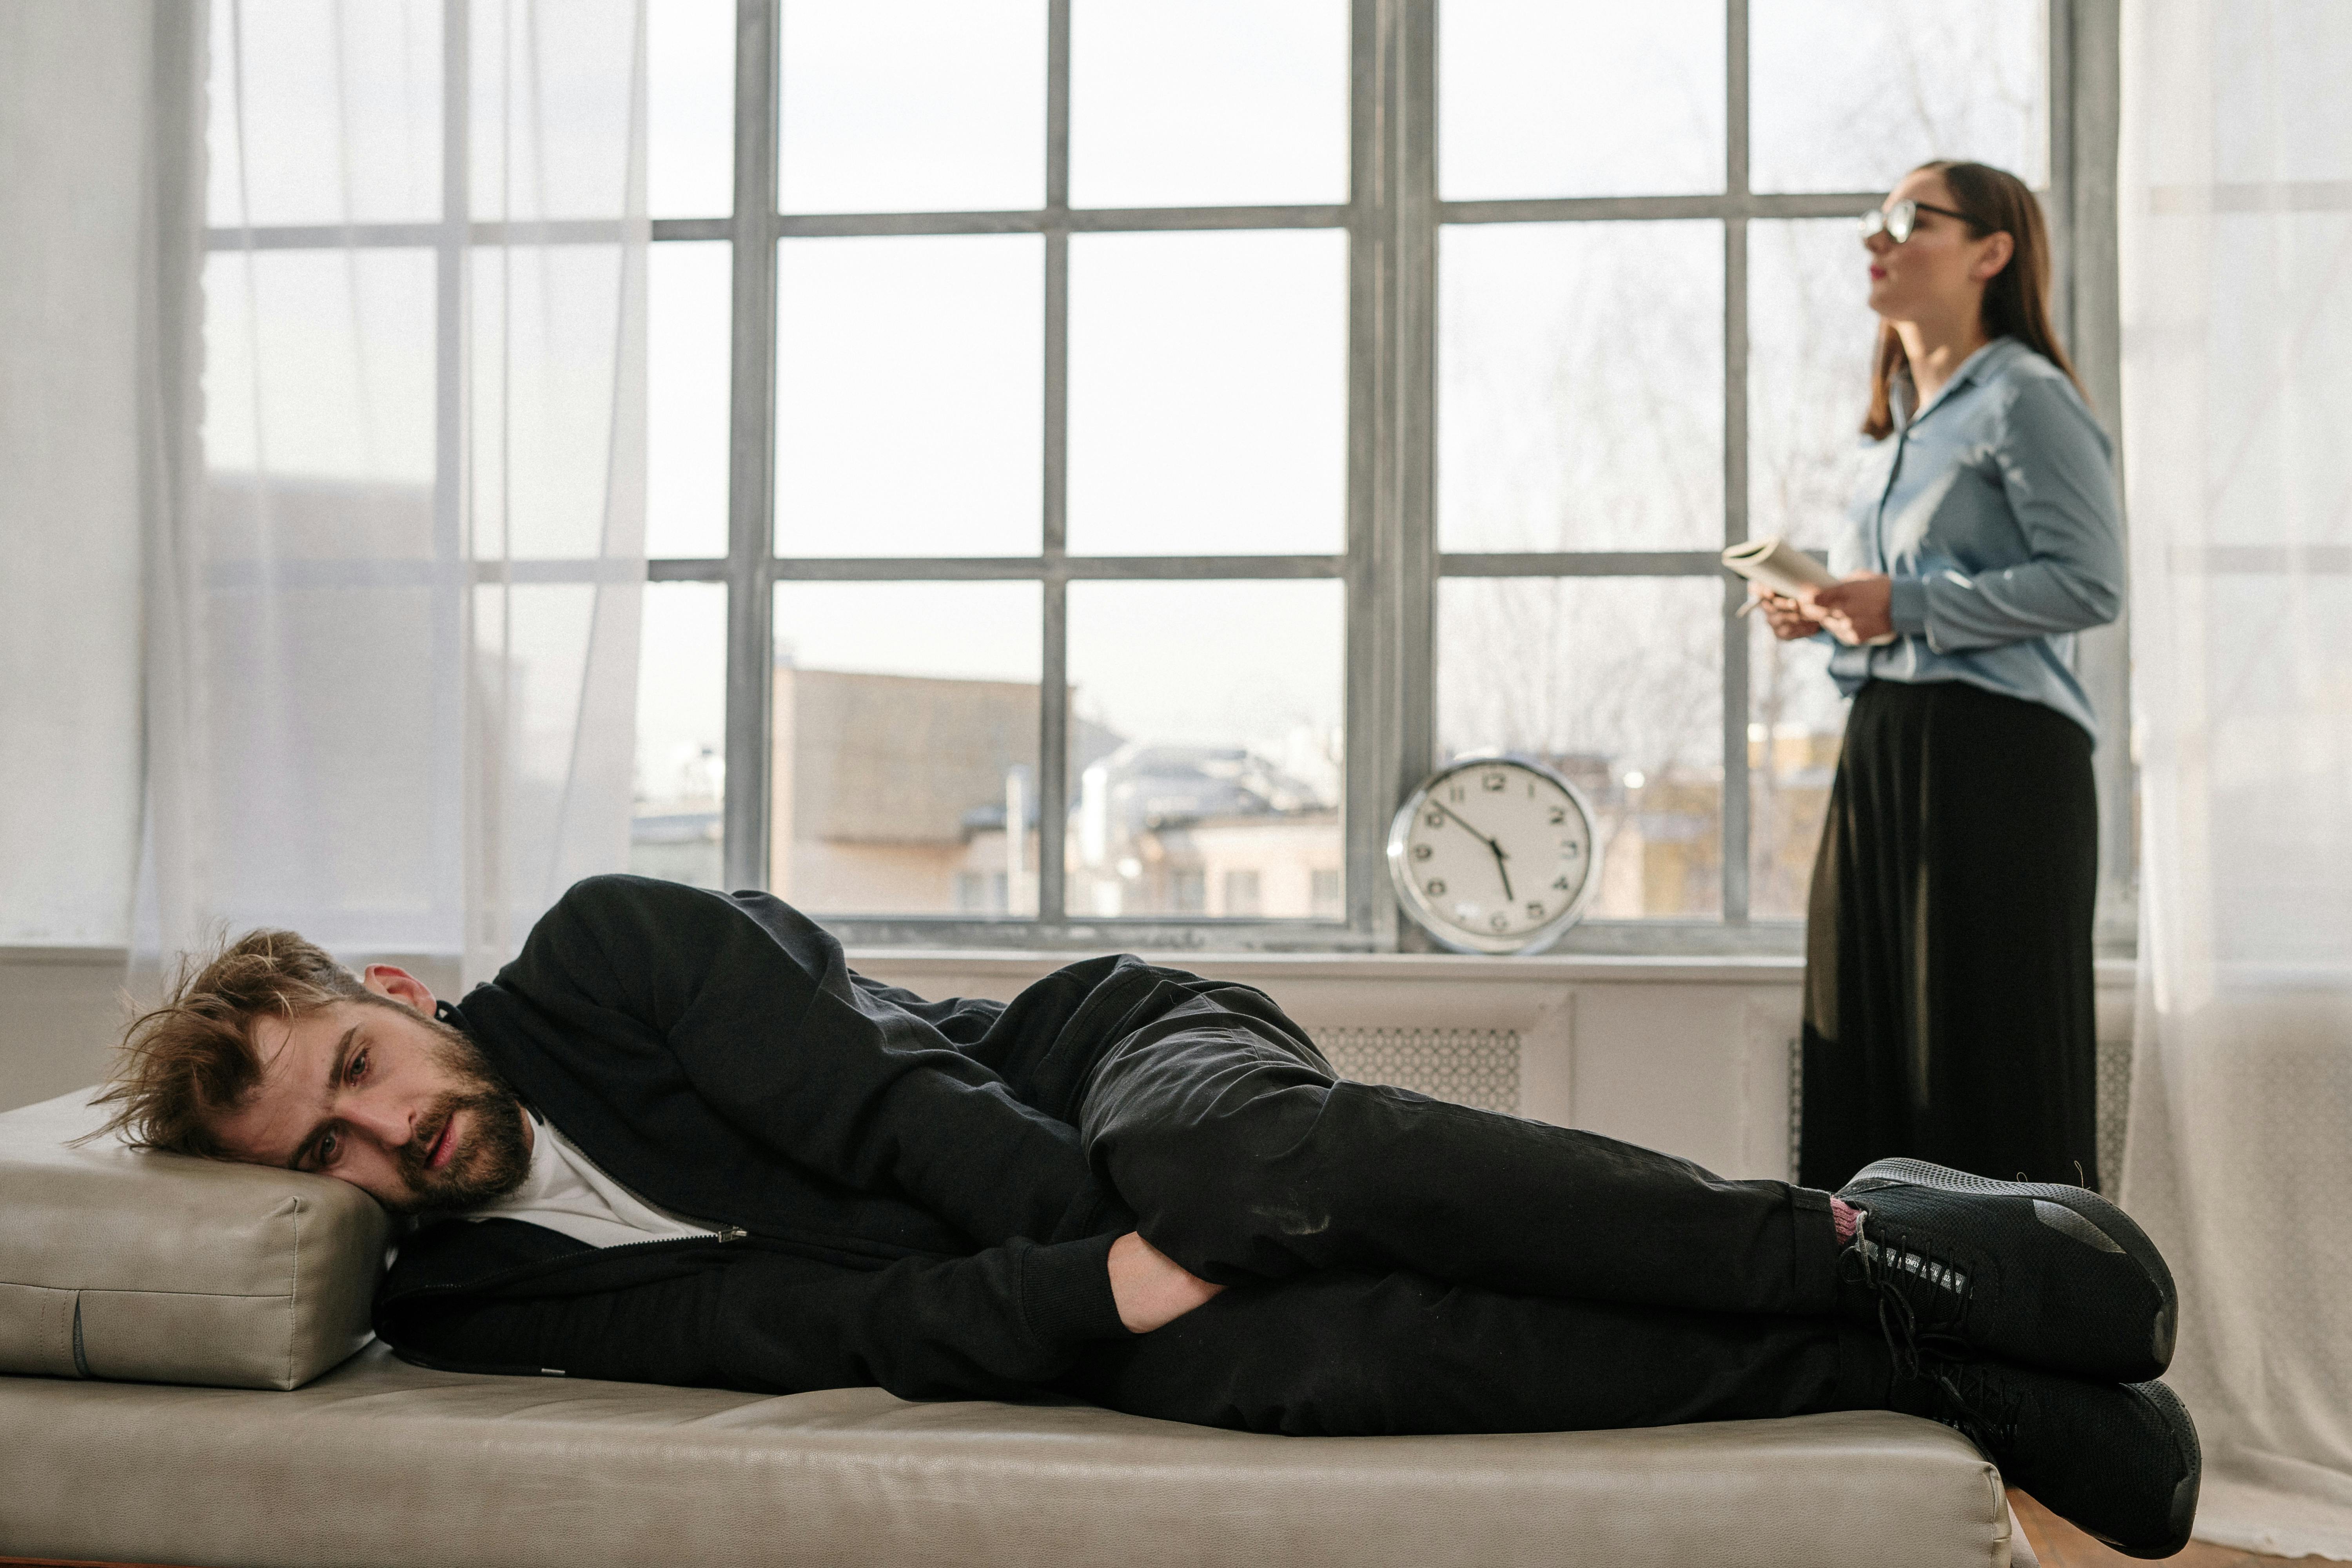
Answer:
[
  {"left": 2118, "top": 1, "right": 2352, "bottom": 1556},
  {"left": 0, "top": 0, "right": 167, "bottom": 947},
  {"left": 145, "top": 0, "right": 649, "bottom": 988}
]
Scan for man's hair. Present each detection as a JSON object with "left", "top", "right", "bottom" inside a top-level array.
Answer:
[{"left": 93, "top": 929, "right": 376, "bottom": 1158}]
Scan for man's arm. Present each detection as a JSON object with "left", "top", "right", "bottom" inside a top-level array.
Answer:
[
  {"left": 380, "top": 1221, "right": 1138, "bottom": 1402},
  {"left": 496, "top": 875, "right": 1117, "bottom": 1248}
]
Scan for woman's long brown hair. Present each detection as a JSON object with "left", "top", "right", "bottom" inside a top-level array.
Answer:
[{"left": 1862, "top": 160, "right": 2086, "bottom": 439}]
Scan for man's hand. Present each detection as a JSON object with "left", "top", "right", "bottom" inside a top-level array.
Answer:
[
  {"left": 1107, "top": 1231, "right": 1225, "bottom": 1334},
  {"left": 1812, "top": 573, "right": 1895, "bottom": 644}
]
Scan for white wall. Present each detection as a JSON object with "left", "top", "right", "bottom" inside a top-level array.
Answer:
[{"left": 0, "top": 949, "right": 134, "bottom": 1113}]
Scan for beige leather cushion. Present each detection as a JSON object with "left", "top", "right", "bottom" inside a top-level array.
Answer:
[
  {"left": 0, "top": 1344, "right": 2025, "bottom": 1568},
  {"left": 0, "top": 1087, "right": 389, "bottom": 1390}
]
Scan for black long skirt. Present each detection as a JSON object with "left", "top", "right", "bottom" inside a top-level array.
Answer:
[{"left": 1798, "top": 678, "right": 2100, "bottom": 1192}]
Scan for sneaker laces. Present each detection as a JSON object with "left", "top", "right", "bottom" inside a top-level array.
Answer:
[
  {"left": 1844, "top": 1220, "right": 1975, "bottom": 1383},
  {"left": 1916, "top": 1356, "right": 2024, "bottom": 1456}
]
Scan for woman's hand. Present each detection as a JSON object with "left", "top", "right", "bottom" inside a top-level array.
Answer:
[
  {"left": 1812, "top": 573, "right": 1895, "bottom": 643},
  {"left": 1107, "top": 1231, "right": 1225, "bottom": 1334},
  {"left": 1753, "top": 586, "right": 1822, "bottom": 642}
]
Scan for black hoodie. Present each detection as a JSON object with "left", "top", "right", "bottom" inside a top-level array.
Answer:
[{"left": 374, "top": 874, "right": 1241, "bottom": 1400}]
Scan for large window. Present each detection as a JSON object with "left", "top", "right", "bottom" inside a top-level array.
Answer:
[
  {"left": 1430, "top": 0, "right": 2077, "bottom": 945},
  {"left": 637, "top": 0, "right": 1359, "bottom": 946},
  {"left": 212, "top": 1, "right": 2120, "bottom": 953}
]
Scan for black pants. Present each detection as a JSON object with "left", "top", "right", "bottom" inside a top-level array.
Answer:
[
  {"left": 1800, "top": 679, "right": 2100, "bottom": 1192},
  {"left": 1057, "top": 987, "right": 1893, "bottom": 1436}
]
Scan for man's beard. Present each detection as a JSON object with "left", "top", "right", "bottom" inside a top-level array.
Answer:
[{"left": 386, "top": 1014, "right": 533, "bottom": 1214}]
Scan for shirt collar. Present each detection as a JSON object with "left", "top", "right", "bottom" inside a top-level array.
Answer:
[{"left": 1904, "top": 336, "right": 2024, "bottom": 429}]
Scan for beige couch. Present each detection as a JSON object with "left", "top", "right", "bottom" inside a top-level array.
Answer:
[{"left": 0, "top": 1090, "right": 2034, "bottom": 1568}]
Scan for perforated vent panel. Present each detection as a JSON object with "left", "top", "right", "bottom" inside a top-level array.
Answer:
[
  {"left": 2095, "top": 1034, "right": 2131, "bottom": 1196},
  {"left": 1310, "top": 1028, "right": 1523, "bottom": 1115}
]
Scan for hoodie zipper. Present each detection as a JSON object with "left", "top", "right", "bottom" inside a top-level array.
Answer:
[
  {"left": 523, "top": 1106, "right": 750, "bottom": 1246},
  {"left": 564, "top": 1152, "right": 749, "bottom": 1245}
]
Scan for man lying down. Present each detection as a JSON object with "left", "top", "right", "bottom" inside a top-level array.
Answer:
[{"left": 96, "top": 874, "right": 2197, "bottom": 1557}]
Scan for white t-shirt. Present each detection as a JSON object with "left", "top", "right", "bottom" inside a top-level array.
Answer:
[{"left": 465, "top": 1110, "right": 711, "bottom": 1250}]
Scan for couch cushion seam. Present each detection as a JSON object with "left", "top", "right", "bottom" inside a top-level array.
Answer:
[
  {"left": 287, "top": 1197, "right": 302, "bottom": 1386},
  {"left": 1, "top": 1280, "right": 299, "bottom": 1301}
]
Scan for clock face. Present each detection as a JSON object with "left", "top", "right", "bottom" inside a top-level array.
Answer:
[{"left": 1387, "top": 757, "right": 1600, "bottom": 954}]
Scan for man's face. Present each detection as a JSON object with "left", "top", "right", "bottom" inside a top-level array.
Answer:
[{"left": 209, "top": 976, "right": 532, "bottom": 1214}]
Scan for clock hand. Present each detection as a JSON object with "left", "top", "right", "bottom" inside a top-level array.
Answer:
[
  {"left": 1428, "top": 798, "right": 1503, "bottom": 852},
  {"left": 1428, "top": 799, "right": 1515, "bottom": 903}
]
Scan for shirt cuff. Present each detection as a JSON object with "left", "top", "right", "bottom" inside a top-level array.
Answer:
[
  {"left": 1017, "top": 1232, "right": 1130, "bottom": 1345},
  {"left": 1887, "top": 575, "right": 1929, "bottom": 638}
]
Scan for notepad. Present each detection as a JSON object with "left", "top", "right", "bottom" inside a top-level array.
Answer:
[
  {"left": 1722, "top": 536, "right": 1841, "bottom": 598},
  {"left": 1722, "top": 537, "right": 1895, "bottom": 646}
]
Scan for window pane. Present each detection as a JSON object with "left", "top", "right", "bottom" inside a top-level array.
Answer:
[
  {"left": 780, "top": 1, "right": 1045, "bottom": 214},
  {"left": 1438, "top": 578, "right": 1722, "bottom": 920},
  {"left": 207, "top": 0, "right": 442, "bottom": 227},
  {"left": 1439, "top": 0, "right": 1723, "bottom": 199},
  {"left": 775, "top": 236, "right": 1042, "bottom": 557},
  {"left": 1749, "top": 219, "right": 1881, "bottom": 554},
  {"left": 1069, "top": 0, "right": 1348, "bottom": 208},
  {"left": 1068, "top": 230, "right": 1347, "bottom": 556},
  {"left": 650, "top": 0, "right": 735, "bottom": 219},
  {"left": 1067, "top": 581, "right": 1344, "bottom": 919},
  {"left": 635, "top": 583, "right": 728, "bottom": 889},
  {"left": 1751, "top": 1, "right": 2048, "bottom": 194},
  {"left": 468, "top": 1, "right": 647, "bottom": 222},
  {"left": 1748, "top": 615, "right": 1847, "bottom": 921},
  {"left": 468, "top": 244, "right": 639, "bottom": 559},
  {"left": 203, "top": 250, "right": 438, "bottom": 487},
  {"left": 649, "top": 243, "right": 732, "bottom": 558},
  {"left": 1744, "top": 219, "right": 1867, "bottom": 920},
  {"left": 1439, "top": 222, "right": 1723, "bottom": 552},
  {"left": 771, "top": 582, "right": 1044, "bottom": 916}
]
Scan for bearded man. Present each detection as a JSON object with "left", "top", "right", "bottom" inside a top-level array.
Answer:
[{"left": 97, "top": 874, "right": 2200, "bottom": 1558}]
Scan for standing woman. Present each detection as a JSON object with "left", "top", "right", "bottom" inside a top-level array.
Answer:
[{"left": 1755, "top": 160, "right": 2122, "bottom": 1191}]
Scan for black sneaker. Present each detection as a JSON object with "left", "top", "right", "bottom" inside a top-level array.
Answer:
[
  {"left": 1838, "top": 1158, "right": 2178, "bottom": 1383},
  {"left": 1891, "top": 1354, "right": 2201, "bottom": 1560}
]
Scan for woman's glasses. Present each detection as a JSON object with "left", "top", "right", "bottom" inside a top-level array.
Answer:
[{"left": 1858, "top": 198, "right": 1979, "bottom": 244}]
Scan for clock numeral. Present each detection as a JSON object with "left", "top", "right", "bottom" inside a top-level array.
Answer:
[
  {"left": 1525, "top": 902, "right": 1546, "bottom": 920},
  {"left": 1423, "top": 808, "right": 1444, "bottom": 828},
  {"left": 1483, "top": 772, "right": 1505, "bottom": 792},
  {"left": 1425, "top": 879, "right": 1447, "bottom": 896},
  {"left": 1447, "top": 785, "right": 1465, "bottom": 803},
  {"left": 1489, "top": 913, "right": 1509, "bottom": 931},
  {"left": 1561, "top": 842, "right": 1581, "bottom": 858},
  {"left": 1411, "top": 843, "right": 1432, "bottom": 861},
  {"left": 1548, "top": 806, "right": 1566, "bottom": 825},
  {"left": 1552, "top": 876, "right": 1572, "bottom": 892}
]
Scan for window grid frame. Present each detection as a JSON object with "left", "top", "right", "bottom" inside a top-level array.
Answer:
[{"left": 203, "top": 0, "right": 2123, "bottom": 956}]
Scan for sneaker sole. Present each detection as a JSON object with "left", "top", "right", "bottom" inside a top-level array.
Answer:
[
  {"left": 2086, "top": 1378, "right": 2202, "bottom": 1559},
  {"left": 1842, "top": 1158, "right": 2178, "bottom": 1377}
]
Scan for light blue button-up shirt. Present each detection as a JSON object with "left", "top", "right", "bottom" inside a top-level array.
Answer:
[{"left": 1826, "top": 335, "right": 2124, "bottom": 742}]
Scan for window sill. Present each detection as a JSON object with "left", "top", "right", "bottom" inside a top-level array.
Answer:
[
  {"left": 853, "top": 948, "right": 2140, "bottom": 990},
  {"left": 851, "top": 946, "right": 1809, "bottom": 986},
  {"left": 0, "top": 941, "right": 2138, "bottom": 990}
]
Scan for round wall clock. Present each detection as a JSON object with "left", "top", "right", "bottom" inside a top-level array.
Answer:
[{"left": 1386, "top": 753, "right": 1603, "bottom": 955}]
